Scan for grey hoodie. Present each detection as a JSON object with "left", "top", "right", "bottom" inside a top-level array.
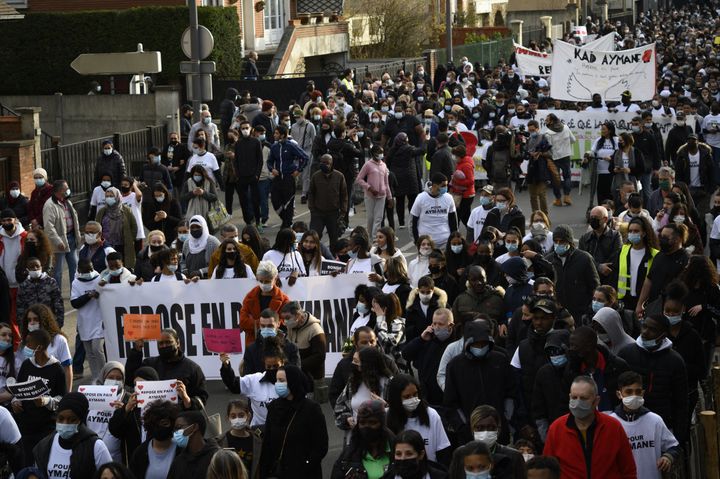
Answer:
[{"left": 593, "top": 307, "right": 635, "bottom": 355}]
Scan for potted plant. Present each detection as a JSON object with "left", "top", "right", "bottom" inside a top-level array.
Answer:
[{"left": 255, "top": 1, "right": 265, "bottom": 12}]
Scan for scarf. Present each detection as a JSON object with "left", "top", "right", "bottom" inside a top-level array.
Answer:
[
  {"left": 104, "top": 187, "right": 124, "bottom": 245},
  {"left": 187, "top": 215, "right": 210, "bottom": 254}
]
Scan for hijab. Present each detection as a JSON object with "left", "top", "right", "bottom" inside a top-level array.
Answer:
[
  {"left": 187, "top": 215, "right": 210, "bottom": 254},
  {"left": 104, "top": 187, "right": 124, "bottom": 241}
]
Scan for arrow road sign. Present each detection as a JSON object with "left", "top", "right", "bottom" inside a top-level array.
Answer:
[
  {"left": 71, "top": 51, "right": 162, "bottom": 75},
  {"left": 180, "top": 61, "right": 216, "bottom": 74}
]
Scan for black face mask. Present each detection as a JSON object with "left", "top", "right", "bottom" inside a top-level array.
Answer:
[
  {"left": 264, "top": 369, "right": 277, "bottom": 382},
  {"left": 589, "top": 217, "right": 602, "bottom": 230},
  {"left": 120, "top": 186, "right": 131, "bottom": 194},
  {"left": 394, "top": 459, "right": 423, "bottom": 479},
  {"left": 1, "top": 223, "right": 14, "bottom": 231},
  {"left": 158, "top": 345, "right": 177, "bottom": 360},
  {"left": 169, "top": 140, "right": 179, "bottom": 146},
  {"left": 475, "top": 255, "right": 491, "bottom": 265},
  {"left": 150, "top": 245, "right": 164, "bottom": 252},
  {"left": 428, "top": 265, "right": 442, "bottom": 275},
  {"left": 225, "top": 252, "right": 237, "bottom": 259},
  {"left": 659, "top": 237, "right": 673, "bottom": 252},
  {"left": 338, "top": 254, "right": 350, "bottom": 263},
  {"left": 149, "top": 424, "right": 174, "bottom": 441},
  {"left": 359, "top": 426, "right": 383, "bottom": 442},
  {"left": 190, "top": 229, "right": 203, "bottom": 239}
]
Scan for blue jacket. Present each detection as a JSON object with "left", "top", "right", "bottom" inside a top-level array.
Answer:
[{"left": 268, "top": 139, "right": 309, "bottom": 176}]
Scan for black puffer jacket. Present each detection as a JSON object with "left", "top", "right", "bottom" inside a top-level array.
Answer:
[
  {"left": 386, "top": 143, "right": 424, "bottom": 196},
  {"left": 94, "top": 150, "right": 127, "bottom": 187},
  {"left": 618, "top": 338, "right": 689, "bottom": 442}
]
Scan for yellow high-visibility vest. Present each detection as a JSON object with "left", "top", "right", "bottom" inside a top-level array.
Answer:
[{"left": 617, "top": 243, "right": 658, "bottom": 299}]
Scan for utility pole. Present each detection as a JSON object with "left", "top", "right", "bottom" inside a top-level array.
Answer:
[
  {"left": 188, "top": 0, "right": 201, "bottom": 123},
  {"left": 446, "top": 0, "right": 453, "bottom": 64}
]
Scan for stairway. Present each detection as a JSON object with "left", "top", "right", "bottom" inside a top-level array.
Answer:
[{"left": 256, "top": 53, "right": 276, "bottom": 77}]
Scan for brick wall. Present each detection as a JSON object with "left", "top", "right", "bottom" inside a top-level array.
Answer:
[
  {"left": 0, "top": 141, "right": 36, "bottom": 194},
  {"left": 0, "top": 117, "right": 22, "bottom": 142},
  {"left": 255, "top": 5, "right": 264, "bottom": 38}
]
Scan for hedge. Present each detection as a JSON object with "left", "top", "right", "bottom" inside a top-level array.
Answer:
[{"left": 0, "top": 6, "right": 242, "bottom": 95}]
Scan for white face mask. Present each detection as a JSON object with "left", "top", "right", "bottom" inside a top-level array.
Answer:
[
  {"left": 259, "top": 282, "right": 274, "bottom": 293},
  {"left": 419, "top": 292, "right": 433, "bottom": 304},
  {"left": 28, "top": 270, "right": 43, "bottom": 279},
  {"left": 402, "top": 397, "right": 421, "bottom": 412},
  {"left": 230, "top": 417, "right": 248, "bottom": 429},
  {"left": 451, "top": 244, "right": 463, "bottom": 254},
  {"left": 104, "top": 379, "right": 124, "bottom": 392},
  {"left": 85, "top": 233, "right": 98, "bottom": 245},
  {"left": 622, "top": 395, "right": 644, "bottom": 410},
  {"left": 473, "top": 430, "right": 498, "bottom": 448},
  {"left": 419, "top": 247, "right": 432, "bottom": 256}
]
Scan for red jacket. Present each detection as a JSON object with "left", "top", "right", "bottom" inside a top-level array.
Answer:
[
  {"left": 543, "top": 412, "right": 636, "bottom": 479},
  {"left": 28, "top": 184, "right": 53, "bottom": 226},
  {"left": 239, "top": 285, "right": 290, "bottom": 345},
  {"left": 450, "top": 155, "right": 475, "bottom": 198}
]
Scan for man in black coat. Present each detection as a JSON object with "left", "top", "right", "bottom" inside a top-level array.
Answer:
[
  {"left": 429, "top": 133, "right": 455, "bottom": 180},
  {"left": 532, "top": 329, "right": 571, "bottom": 441},
  {"left": 579, "top": 206, "right": 622, "bottom": 284},
  {"left": 94, "top": 139, "right": 126, "bottom": 187},
  {"left": 219, "top": 87, "right": 239, "bottom": 141},
  {"left": 327, "top": 123, "right": 363, "bottom": 225},
  {"left": 545, "top": 224, "right": 600, "bottom": 323},
  {"left": 402, "top": 308, "right": 455, "bottom": 405},
  {"left": 233, "top": 120, "right": 264, "bottom": 225},
  {"left": 444, "top": 320, "right": 515, "bottom": 421},
  {"left": 618, "top": 315, "right": 689, "bottom": 443}
]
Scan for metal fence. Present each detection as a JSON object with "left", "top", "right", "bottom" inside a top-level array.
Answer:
[
  {"left": 435, "top": 37, "right": 514, "bottom": 68},
  {"left": 41, "top": 124, "right": 168, "bottom": 219},
  {"left": 609, "top": 10, "right": 634, "bottom": 26},
  {"left": 347, "top": 57, "right": 426, "bottom": 80},
  {"left": 522, "top": 25, "right": 546, "bottom": 45}
]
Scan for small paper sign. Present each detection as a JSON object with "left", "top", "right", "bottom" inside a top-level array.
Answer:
[
  {"left": 78, "top": 384, "right": 121, "bottom": 412},
  {"left": 7, "top": 378, "right": 50, "bottom": 400},
  {"left": 123, "top": 314, "right": 162, "bottom": 341},
  {"left": 203, "top": 328, "right": 243, "bottom": 354},
  {"left": 135, "top": 379, "right": 177, "bottom": 408},
  {"left": 320, "top": 259, "right": 346, "bottom": 276}
]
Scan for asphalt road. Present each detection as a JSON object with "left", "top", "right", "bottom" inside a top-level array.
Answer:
[{"left": 58, "top": 181, "right": 591, "bottom": 475}]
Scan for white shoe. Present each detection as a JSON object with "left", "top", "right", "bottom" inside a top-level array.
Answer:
[
  {"left": 398, "top": 225, "right": 407, "bottom": 229},
  {"left": 349, "top": 208, "right": 355, "bottom": 217}
]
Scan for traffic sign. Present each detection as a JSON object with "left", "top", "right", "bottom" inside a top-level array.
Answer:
[
  {"left": 180, "top": 61, "right": 216, "bottom": 74},
  {"left": 181, "top": 26, "right": 214, "bottom": 60},
  {"left": 71, "top": 51, "right": 162, "bottom": 75}
]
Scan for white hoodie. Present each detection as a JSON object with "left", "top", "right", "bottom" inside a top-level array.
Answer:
[{"left": 0, "top": 222, "right": 26, "bottom": 287}]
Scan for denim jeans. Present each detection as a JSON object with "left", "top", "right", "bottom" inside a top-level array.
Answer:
[
  {"left": 53, "top": 232, "right": 77, "bottom": 293},
  {"left": 551, "top": 157, "right": 572, "bottom": 198},
  {"left": 257, "top": 179, "right": 272, "bottom": 224}
]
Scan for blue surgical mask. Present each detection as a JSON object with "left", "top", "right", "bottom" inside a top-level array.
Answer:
[
  {"left": 465, "top": 471, "right": 490, "bottom": 479},
  {"left": 56, "top": 423, "right": 79, "bottom": 440},
  {"left": 470, "top": 345, "right": 489, "bottom": 358},
  {"left": 591, "top": 300, "right": 603, "bottom": 313},
  {"left": 356, "top": 303, "right": 369, "bottom": 315},
  {"left": 495, "top": 202, "right": 507, "bottom": 210},
  {"left": 167, "top": 264, "right": 178, "bottom": 273},
  {"left": 34, "top": 178, "right": 46, "bottom": 187},
  {"left": 259, "top": 134, "right": 266, "bottom": 141},
  {"left": 105, "top": 197, "right": 116, "bottom": 207},
  {"left": 665, "top": 314, "right": 682, "bottom": 325},
  {"left": 173, "top": 428, "right": 190, "bottom": 448},
  {"left": 550, "top": 354, "right": 568, "bottom": 367},
  {"left": 640, "top": 337, "right": 660, "bottom": 349},
  {"left": 109, "top": 268, "right": 123, "bottom": 277},
  {"left": 202, "top": 117, "right": 212, "bottom": 125},
  {"left": 505, "top": 242, "right": 518, "bottom": 252},
  {"left": 554, "top": 244, "right": 569, "bottom": 256},
  {"left": 627, "top": 233, "right": 642, "bottom": 245},
  {"left": 22, "top": 346, "right": 35, "bottom": 359},
  {"left": 439, "top": 186, "right": 448, "bottom": 195},
  {"left": 480, "top": 196, "right": 491, "bottom": 206},
  {"left": 347, "top": 249, "right": 358, "bottom": 260},
  {"left": 178, "top": 233, "right": 189, "bottom": 242},
  {"left": 275, "top": 382, "right": 289, "bottom": 398},
  {"left": 260, "top": 327, "right": 277, "bottom": 338},
  {"left": 451, "top": 245, "right": 464, "bottom": 254},
  {"left": 193, "top": 175, "right": 203, "bottom": 183},
  {"left": 0, "top": 340, "right": 11, "bottom": 352},
  {"left": 151, "top": 156, "right": 161, "bottom": 165}
]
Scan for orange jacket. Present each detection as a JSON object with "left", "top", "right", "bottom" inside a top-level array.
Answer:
[{"left": 240, "top": 285, "right": 290, "bottom": 345}]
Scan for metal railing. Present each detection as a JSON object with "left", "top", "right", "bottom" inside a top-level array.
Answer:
[
  {"left": 41, "top": 124, "right": 168, "bottom": 219},
  {"left": 0, "top": 103, "right": 18, "bottom": 117},
  {"left": 522, "top": 26, "right": 546, "bottom": 45},
  {"left": 435, "top": 38, "right": 514, "bottom": 68},
  {"left": 347, "top": 57, "right": 426, "bottom": 80}
]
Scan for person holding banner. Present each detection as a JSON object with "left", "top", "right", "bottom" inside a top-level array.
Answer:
[
  {"left": 85, "top": 361, "right": 125, "bottom": 462},
  {"left": 240, "top": 261, "right": 290, "bottom": 346},
  {"left": 298, "top": 231, "right": 323, "bottom": 276},
  {"left": 236, "top": 309, "right": 299, "bottom": 376},
  {"left": 13, "top": 329, "right": 68, "bottom": 466},
  {"left": 125, "top": 328, "right": 209, "bottom": 411},
  {"left": 262, "top": 228, "right": 306, "bottom": 282}
]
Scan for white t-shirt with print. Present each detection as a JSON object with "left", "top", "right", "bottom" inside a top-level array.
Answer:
[
  {"left": 46, "top": 433, "right": 112, "bottom": 478},
  {"left": 405, "top": 407, "right": 451, "bottom": 462},
  {"left": 261, "top": 250, "right": 306, "bottom": 278},
  {"left": 87, "top": 409, "right": 122, "bottom": 462},
  {"left": 688, "top": 151, "right": 701, "bottom": 187},
  {"left": 468, "top": 206, "right": 492, "bottom": 242},
  {"left": 239, "top": 372, "right": 279, "bottom": 427},
  {"left": 186, "top": 152, "right": 220, "bottom": 182},
  {"left": 410, "top": 192, "right": 456, "bottom": 248},
  {"left": 71, "top": 276, "right": 103, "bottom": 341},
  {"left": 120, "top": 192, "right": 146, "bottom": 240},
  {"left": 89, "top": 186, "right": 108, "bottom": 210},
  {"left": 16, "top": 334, "right": 72, "bottom": 372}
]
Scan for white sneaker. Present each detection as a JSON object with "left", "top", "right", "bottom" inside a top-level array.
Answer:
[
  {"left": 349, "top": 208, "right": 355, "bottom": 217},
  {"left": 398, "top": 225, "right": 407, "bottom": 229}
]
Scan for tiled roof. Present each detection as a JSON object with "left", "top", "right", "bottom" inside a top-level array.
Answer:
[{"left": 297, "top": 0, "right": 343, "bottom": 14}]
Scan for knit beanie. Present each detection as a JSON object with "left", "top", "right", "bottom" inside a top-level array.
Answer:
[{"left": 57, "top": 392, "right": 90, "bottom": 424}]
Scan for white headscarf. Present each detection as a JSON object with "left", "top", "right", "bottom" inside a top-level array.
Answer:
[{"left": 187, "top": 215, "right": 210, "bottom": 254}]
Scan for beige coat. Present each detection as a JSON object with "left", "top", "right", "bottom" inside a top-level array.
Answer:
[{"left": 42, "top": 196, "right": 81, "bottom": 253}]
